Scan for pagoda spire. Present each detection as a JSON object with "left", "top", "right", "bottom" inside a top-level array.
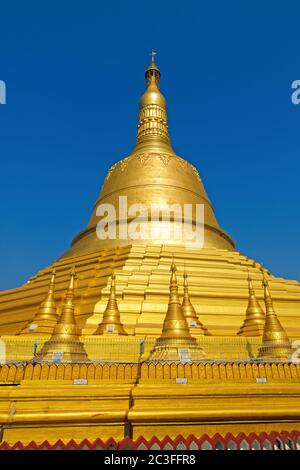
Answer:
[
  {"left": 237, "top": 272, "right": 265, "bottom": 336},
  {"left": 160, "top": 261, "right": 192, "bottom": 339},
  {"left": 19, "top": 268, "right": 59, "bottom": 335},
  {"left": 94, "top": 274, "right": 127, "bottom": 335},
  {"left": 258, "top": 276, "right": 292, "bottom": 361},
  {"left": 133, "top": 50, "right": 175, "bottom": 154},
  {"left": 151, "top": 48, "right": 157, "bottom": 63},
  {"left": 149, "top": 262, "right": 204, "bottom": 361},
  {"left": 36, "top": 267, "right": 89, "bottom": 362},
  {"left": 182, "top": 272, "right": 211, "bottom": 336}
]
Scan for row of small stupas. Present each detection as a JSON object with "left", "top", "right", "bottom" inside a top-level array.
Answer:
[{"left": 16, "top": 262, "right": 292, "bottom": 363}]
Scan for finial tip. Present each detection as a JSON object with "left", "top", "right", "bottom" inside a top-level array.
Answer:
[
  {"left": 70, "top": 266, "right": 76, "bottom": 277},
  {"left": 151, "top": 48, "right": 157, "bottom": 63},
  {"left": 262, "top": 275, "right": 268, "bottom": 288}
]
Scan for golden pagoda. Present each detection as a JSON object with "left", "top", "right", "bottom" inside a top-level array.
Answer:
[
  {"left": 36, "top": 268, "right": 89, "bottom": 362},
  {"left": 237, "top": 272, "right": 265, "bottom": 336},
  {"left": 0, "top": 53, "right": 300, "bottom": 446},
  {"left": 258, "top": 276, "right": 293, "bottom": 361},
  {"left": 149, "top": 262, "right": 204, "bottom": 361},
  {"left": 182, "top": 271, "right": 211, "bottom": 336},
  {"left": 94, "top": 274, "right": 127, "bottom": 335},
  {"left": 18, "top": 268, "right": 58, "bottom": 335},
  {"left": 0, "top": 55, "right": 298, "bottom": 341}
]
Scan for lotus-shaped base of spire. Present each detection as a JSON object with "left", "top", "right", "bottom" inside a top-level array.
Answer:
[
  {"left": 149, "top": 336, "right": 204, "bottom": 362},
  {"left": 258, "top": 341, "right": 293, "bottom": 361},
  {"left": 36, "top": 338, "right": 89, "bottom": 362}
]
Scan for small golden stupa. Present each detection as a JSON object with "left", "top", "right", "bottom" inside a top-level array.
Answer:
[
  {"left": 237, "top": 273, "right": 265, "bottom": 336},
  {"left": 19, "top": 268, "right": 58, "bottom": 335},
  {"left": 258, "top": 276, "right": 293, "bottom": 361},
  {"left": 94, "top": 274, "right": 127, "bottom": 335},
  {"left": 36, "top": 268, "right": 89, "bottom": 362},
  {"left": 149, "top": 262, "right": 204, "bottom": 361},
  {"left": 182, "top": 271, "right": 211, "bottom": 336}
]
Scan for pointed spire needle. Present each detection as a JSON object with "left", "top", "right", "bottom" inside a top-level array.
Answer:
[{"left": 151, "top": 48, "right": 157, "bottom": 63}]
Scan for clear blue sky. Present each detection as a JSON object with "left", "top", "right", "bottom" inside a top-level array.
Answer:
[{"left": 0, "top": 1, "right": 299, "bottom": 290}]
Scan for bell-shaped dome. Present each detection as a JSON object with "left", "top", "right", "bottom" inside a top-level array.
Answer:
[{"left": 63, "top": 56, "right": 235, "bottom": 258}]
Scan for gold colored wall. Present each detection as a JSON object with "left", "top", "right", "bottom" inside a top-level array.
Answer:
[
  {"left": 0, "top": 244, "right": 299, "bottom": 338},
  {"left": 0, "top": 361, "right": 300, "bottom": 444}
]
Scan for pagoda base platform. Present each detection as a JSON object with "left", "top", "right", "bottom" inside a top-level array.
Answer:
[
  {"left": 129, "top": 383, "right": 300, "bottom": 440},
  {"left": 1, "top": 245, "right": 300, "bottom": 339},
  {"left": 0, "top": 361, "right": 300, "bottom": 445}
]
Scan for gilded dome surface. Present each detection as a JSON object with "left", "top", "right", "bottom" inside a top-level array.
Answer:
[
  {"left": 140, "top": 78, "right": 166, "bottom": 108},
  {"left": 64, "top": 58, "right": 234, "bottom": 257}
]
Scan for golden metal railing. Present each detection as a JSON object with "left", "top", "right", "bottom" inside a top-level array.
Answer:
[
  {"left": 0, "top": 335, "right": 262, "bottom": 362},
  {"left": 0, "top": 335, "right": 296, "bottom": 364}
]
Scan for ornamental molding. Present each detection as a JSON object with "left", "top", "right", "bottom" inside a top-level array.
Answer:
[{"left": 104, "top": 152, "right": 201, "bottom": 184}]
